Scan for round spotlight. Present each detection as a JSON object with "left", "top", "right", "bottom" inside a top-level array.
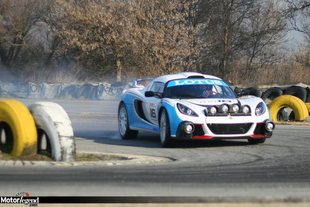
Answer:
[
  {"left": 242, "top": 106, "right": 250, "bottom": 114},
  {"left": 232, "top": 104, "right": 239, "bottom": 113},
  {"left": 221, "top": 104, "right": 229, "bottom": 113},
  {"left": 184, "top": 124, "right": 194, "bottom": 134},
  {"left": 265, "top": 122, "right": 274, "bottom": 132},
  {"left": 209, "top": 106, "right": 217, "bottom": 115}
]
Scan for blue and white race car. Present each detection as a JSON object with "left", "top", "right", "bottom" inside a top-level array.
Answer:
[{"left": 118, "top": 72, "right": 275, "bottom": 147}]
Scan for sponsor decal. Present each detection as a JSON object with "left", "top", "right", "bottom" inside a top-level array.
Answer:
[
  {"left": 1, "top": 192, "right": 39, "bottom": 206},
  {"left": 167, "top": 79, "right": 227, "bottom": 87}
]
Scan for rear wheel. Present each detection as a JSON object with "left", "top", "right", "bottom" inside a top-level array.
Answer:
[
  {"left": 118, "top": 103, "right": 138, "bottom": 139},
  {"left": 159, "top": 109, "right": 173, "bottom": 147}
]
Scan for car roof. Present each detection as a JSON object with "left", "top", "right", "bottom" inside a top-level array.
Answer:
[{"left": 153, "top": 72, "right": 222, "bottom": 84}]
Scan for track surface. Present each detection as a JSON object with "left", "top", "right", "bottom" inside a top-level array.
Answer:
[{"left": 0, "top": 99, "right": 310, "bottom": 201}]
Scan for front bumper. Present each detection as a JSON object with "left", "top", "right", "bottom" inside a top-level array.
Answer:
[{"left": 174, "top": 120, "right": 275, "bottom": 140}]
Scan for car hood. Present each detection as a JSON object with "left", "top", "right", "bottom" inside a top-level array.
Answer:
[{"left": 180, "top": 98, "right": 239, "bottom": 106}]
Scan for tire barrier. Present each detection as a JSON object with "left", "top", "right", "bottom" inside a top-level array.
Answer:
[
  {"left": 0, "top": 81, "right": 125, "bottom": 100},
  {"left": 28, "top": 82, "right": 44, "bottom": 98},
  {"left": 0, "top": 100, "right": 37, "bottom": 156},
  {"left": 1, "top": 81, "right": 309, "bottom": 101},
  {"left": 306, "top": 103, "right": 310, "bottom": 115},
  {"left": 269, "top": 95, "right": 308, "bottom": 122},
  {"left": 306, "top": 87, "right": 310, "bottom": 103},
  {"left": 283, "top": 86, "right": 307, "bottom": 102},
  {"left": 240, "top": 87, "right": 262, "bottom": 97},
  {"left": 29, "top": 102, "right": 76, "bottom": 161},
  {"left": 261, "top": 87, "right": 283, "bottom": 101}
]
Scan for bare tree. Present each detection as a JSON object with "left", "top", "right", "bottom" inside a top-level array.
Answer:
[
  {"left": 55, "top": 0, "right": 199, "bottom": 81},
  {"left": 197, "top": 0, "right": 286, "bottom": 82},
  {"left": 130, "top": 0, "right": 200, "bottom": 76},
  {"left": 242, "top": 1, "right": 286, "bottom": 69},
  {"left": 0, "top": 0, "right": 52, "bottom": 70},
  {"left": 197, "top": 0, "right": 254, "bottom": 80},
  {"left": 286, "top": 0, "right": 310, "bottom": 37}
]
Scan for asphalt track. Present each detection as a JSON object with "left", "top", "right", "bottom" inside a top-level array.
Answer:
[{"left": 0, "top": 99, "right": 310, "bottom": 202}]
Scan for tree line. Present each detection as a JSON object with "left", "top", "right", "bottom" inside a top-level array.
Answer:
[{"left": 0, "top": 0, "right": 309, "bottom": 85}]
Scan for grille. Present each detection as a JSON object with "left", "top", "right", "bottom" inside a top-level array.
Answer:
[
  {"left": 207, "top": 123, "right": 252, "bottom": 135},
  {"left": 193, "top": 125, "right": 205, "bottom": 136},
  {"left": 254, "top": 123, "right": 265, "bottom": 135}
]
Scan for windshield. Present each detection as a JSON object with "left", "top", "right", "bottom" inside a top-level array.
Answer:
[{"left": 165, "top": 79, "right": 236, "bottom": 99}]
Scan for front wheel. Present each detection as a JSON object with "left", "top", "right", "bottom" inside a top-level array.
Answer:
[
  {"left": 159, "top": 109, "right": 173, "bottom": 147},
  {"left": 118, "top": 103, "right": 138, "bottom": 139}
]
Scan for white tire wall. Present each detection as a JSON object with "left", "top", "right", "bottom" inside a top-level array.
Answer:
[{"left": 29, "top": 102, "right": 75, "bottom": 161}]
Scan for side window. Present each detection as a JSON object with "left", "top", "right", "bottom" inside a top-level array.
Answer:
[{"left": 150, "top": 82, "right": 164, "bottom": 93}]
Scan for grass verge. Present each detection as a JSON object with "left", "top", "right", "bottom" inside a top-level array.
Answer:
[{"left": 0, "top": 152, "right": 131, "bottom": 162}]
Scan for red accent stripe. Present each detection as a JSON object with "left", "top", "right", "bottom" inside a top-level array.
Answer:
[
  {"left": 250, "top": 134, "right": 266, "bottom": 138},
  {"left": 251, "top": 122, "right": 267, "bottom": 138},
  {"left": 192, "top": 135, "right": 214, "bottom": 140}
]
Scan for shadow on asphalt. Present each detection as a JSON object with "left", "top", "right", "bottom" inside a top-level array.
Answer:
[{"left": 75, "top": 130, "right": 250, "bottom": 148}]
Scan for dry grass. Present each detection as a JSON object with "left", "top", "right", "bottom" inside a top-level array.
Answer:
[
  {"left": 75, "top": 153, "right": 130, "bottom": 162},
  {"left": 0, "top": 152, "right": 130, "bottom": 162},
  {"left": 0, "top": 152, "right": 53, "bottom": 161}
]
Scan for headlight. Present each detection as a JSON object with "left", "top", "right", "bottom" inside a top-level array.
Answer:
[
  {"left": 177, "top": 103, "right": 198, "bottom": 117},
  {"left": 255, "top": 102, "right": 266, "bottom": 116}
]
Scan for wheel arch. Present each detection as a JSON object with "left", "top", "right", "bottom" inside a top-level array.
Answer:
[
  {"left": 158, "top": 102, "right": 181, "bottom": 137},
  {"left": 158, "top": 106, "right": 167, "bottom": 126}
]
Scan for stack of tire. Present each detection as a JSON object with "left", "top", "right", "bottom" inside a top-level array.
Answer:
[
  {"left": 0, "top": 100, "right": 75, "bottom": 161},
  {"left": 265, "top": 86, "right": 310, "bottom": 122},
  {"left": 236, "top": 86, "right": 310, "bottom": 122}
]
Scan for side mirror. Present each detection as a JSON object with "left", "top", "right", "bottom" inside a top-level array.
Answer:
[
  {"left": 145, "top": 91, "right": 162, "bottom": 98},
  {"left": 234, "top": 87, "right": 242, "bottom": 97},
  {"left": 145, "top": 91, "right": 155, "bottom": 97}
]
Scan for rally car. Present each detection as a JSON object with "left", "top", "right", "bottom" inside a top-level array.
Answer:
[{"left": 118, "top": 72, "right": 275, "bottom": 147}]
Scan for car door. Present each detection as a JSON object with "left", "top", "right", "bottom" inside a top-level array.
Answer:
[{"left": 142, "top": 82, "right": 164, "bottom": 125}]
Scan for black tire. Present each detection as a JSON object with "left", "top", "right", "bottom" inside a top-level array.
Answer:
[
  {"left": 118, "top": 103, "right": 138, "bottom": 139},
  {"left": 234, "top": 87, "right": 243, "bottom": 97},
  {"left": 305, "top": 87, "right": 310, "bottom": 103},
  {"left": 283, "top": 86, "right": 307, "bottom": 102},
  {"left": 80, "top": 84, "right": 97, "bottom": 100},
  {"left": 37, "top": 129, "right": 52, "bottom": 157},
  {"left": 248, "top": 138, "right": 266, "bottom": 145},
  {"left": 0, "top": 122, "right": 13, "bottom": 154},
  {"left": 159, "top": 109, "right": 173, "bottom": 147},
  {"left": 241, "top": 87, "right": 262, "bottom": 97},
  {"left": 262, "top": 87, "right": 283, "bottom": 101}
]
